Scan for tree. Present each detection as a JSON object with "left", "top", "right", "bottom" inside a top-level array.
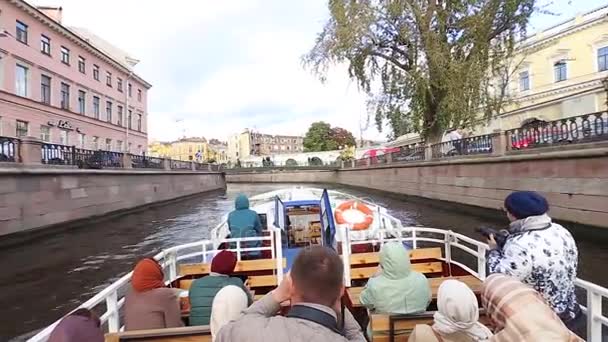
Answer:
[
  {"left": 304, "top": 0, "right": 536, "bottom": 142},
  {"left": 304, "top": 121, "right": 357, "bottom": 151},
  {"left": 330, "top": 127, "right": 357, "bottom": 149}
]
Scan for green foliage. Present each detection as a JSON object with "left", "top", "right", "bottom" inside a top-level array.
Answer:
[
  {"left": 305, "top": 0, "right": 536, "bottom": 142},
  {"left": 303, "top": 121, "right": 357, "bottom": 151}
]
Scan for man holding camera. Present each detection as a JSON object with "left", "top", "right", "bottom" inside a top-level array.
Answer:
[{"left": 485, "top": 191, "right": 584, "bottom": 337}]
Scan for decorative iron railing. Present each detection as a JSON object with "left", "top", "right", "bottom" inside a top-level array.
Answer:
[
  {"left": 431, "top": 134, "right": 494, "bottom": 159},
  {"left": 74, "top": 149, "right": 124, "bottom": 168},
  {"left": 391, "top": 143, "right": 425, "bottom": 163},
  {"left": 195, "top": 162, "right": 210, "bottom": 171},
  {"left": 171, "top": 160, "right": 192, "bottom": 170},
  {"left": 130, "top": 154, "right": 164, "bottom": 169},
  {"left": 0, "top": 136, "right": 18, "bottom": 162},
  {"left": 506, "top": 111, "right": 608, "bottom": 151},
  {"left": 41, "top": 143, "right": 75, "bottom": 165}
]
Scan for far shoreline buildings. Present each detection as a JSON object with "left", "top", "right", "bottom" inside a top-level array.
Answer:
[
  {"left": 0, "top": 1, "right": 151, "bottom": 153},
  {"left": 148, "top": 137, "right": 228, "bottom": 164},
  {"left": 228, "top": 129, "right": 304, "bottom": 162}
]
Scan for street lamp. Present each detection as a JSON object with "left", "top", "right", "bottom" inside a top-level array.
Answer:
[{"left": 123, "top": 57, "right": 139, "bottom": 153}]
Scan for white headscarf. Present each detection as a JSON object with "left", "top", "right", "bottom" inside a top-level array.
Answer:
[
  {"left": 432, "top": 279, "right": 493, "bottom": 341},
  {"left": 210, "top": 285, "right": 248, "bottom": 341}
]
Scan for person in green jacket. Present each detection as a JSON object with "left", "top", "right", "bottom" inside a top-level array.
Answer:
[
  {"left": 360, "top": 241, "right": 431, "bottom": 314},
  {"left": 227, "top": 194, "right": 263, "bottom": 259},
  {"left": 189, "top": 250, "right": 252, "bottom": 326}
]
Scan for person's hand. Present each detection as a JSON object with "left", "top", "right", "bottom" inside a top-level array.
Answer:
[
  {"left": 487, "top": 234, "right": 498, "bottom": 250},
  {"left": 272, "top": 273, "right": 292, "bottom": 304}
]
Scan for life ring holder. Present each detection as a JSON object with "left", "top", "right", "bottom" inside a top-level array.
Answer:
[{"left": 334, "top": 200, "right": 374, "bottom": 231}]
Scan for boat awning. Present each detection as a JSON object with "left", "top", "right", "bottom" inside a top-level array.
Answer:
[{"left": 284, "top": 200, "right": 320, "bottom": 207}]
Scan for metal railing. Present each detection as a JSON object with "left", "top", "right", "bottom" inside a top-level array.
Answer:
[
  {"left": 0, "top": 136, "right": 18, "bottom": 162},
  {"left": 431, "top": 134, "right": 494, "bottom": 159},
  {"left": 171, "top": 160, "right": 192, "bottom": 170},
  {"left": 195, "top": 162, "right": 209, "bottom": 171},
  {"left": 74, "top": 149, "right": 123, "bottom": 168},
  {"left": 506, "top": 111, "right": 608, "bottom": 151},
  {"left": 130, "top": 154, "right": 164, "bottom": 169},
  {"left": 41, "top": 143, "right": 75, "bottom": 165},
  {"left": 391, "top": 143, "right": 425, "bottom": 163}
]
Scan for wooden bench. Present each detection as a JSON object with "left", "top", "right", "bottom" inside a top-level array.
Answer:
[
  {"left": 350, "top": 247, "right": 442, "bottom": 266},
  {"left": 179, "top": 258, "right": 286, "bottom": 277},
  {"left": 105, "top": 326, "right": 212, "bottom": 342},
  {"left": 179, "top": 274, "right": 279, "bottom": 291},
  {"left": 347, "top": 275, "right": 482, "bottom": 308},
  {"left": 350, "top": 262, "right": 443, "bottom": 281}
]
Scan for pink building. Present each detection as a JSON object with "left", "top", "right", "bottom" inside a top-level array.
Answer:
[{"left": 0, "top": 1, "right": 151, "bottom": 154}]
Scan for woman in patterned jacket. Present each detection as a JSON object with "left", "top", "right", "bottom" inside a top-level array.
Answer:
[{"left": 485, "top": 191, "right": 584, "bottom": 338}]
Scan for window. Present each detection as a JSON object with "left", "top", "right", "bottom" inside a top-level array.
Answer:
[
  {"left": 128, "top": 83, "right": 132, "bottom": 97},
  {"left": 15, "top": 64, "right": 28, "bottom": 97},
  {"left": 93, "top": 65, "right": 100, "bottom": 81},
  {"left": 78, "top": 90, "right": 86, "bottom": 114},
  {"left": 78, "top": 56, "right": 86, "bottom": 73},
  {"left": 106, "top": 72, "right": 112, "bottom": 87},
  {"left": 59, "top": 130, "right": 68, "bottom": 145},
  {"left": 128, "top": 110, "right": 132, "bottom": 129},
  {"left": 137, "top": 114, "right": 142, "bottom": 131},
  {"left": 78, "top": 133, "right": 85, "bottom": 148},
  {"left": 116, "top": 140, "right": 123, "bottom": 151},
  {"left": 117, "top": 105, "right": 123, "bottom": 126},
  {"left": 16, "top": 21, "right": 28, "bottom": 44},
  {"left": 117, "top": 78, "right": 123, "bottom": 92},
  {"left": 519, "top": 71, "right": 530, "bottom": 91},
  {"left": 93, "top": 96, "right": 100, "bottom": 119},
  {"left": 92, "top": 136, "right": 99, "bottom": 149},
  {"left": 105, "top": 138, "right": 112, "bottom": 151},
  {"left": 599, "top": 47, "right": 608, "bottom": 72},
  {"left": 41, "top": 75, "right": 51, "bottom": 105},
  {"left": 60, "top": 46, "right": 70, "bottom": 65},
  {"left": 554, "top": 61, "right": 567, "bottom": 82},
  {"left": 137, "top": 89, "right": 142, "bottom": 102},
  {"left": 40, "top": 125, "right": 50, "bottom": 142},
  {"left": 106, "top": 101, "right": 112, "bottom": 122},
  {"left": 40, "top": 35, "right": 51, "bottom": 55},
  {"left": 60, "top": 83, "right": 70, "bottom": 110},
  {"left": 16, "top": 120, "right": 29, "bottom": 137}
]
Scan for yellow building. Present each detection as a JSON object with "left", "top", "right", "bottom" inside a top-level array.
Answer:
[
  {"left": 148, "top": 141, "right": 171, "bottom": 158},
  {"left": 480, "top": 5, "right": 608, "bottom": 133},
  {"left": 147, "top": 137, "right": 218, "bottom": 162}
]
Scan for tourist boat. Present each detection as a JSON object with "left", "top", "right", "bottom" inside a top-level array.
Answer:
[{"left": 27, "top": 187, "right": 608, "bottom": 342}]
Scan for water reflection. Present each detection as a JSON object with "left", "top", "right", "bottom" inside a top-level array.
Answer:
[{"left": 1, "top": 183, "right": 606, "bottom": 340}]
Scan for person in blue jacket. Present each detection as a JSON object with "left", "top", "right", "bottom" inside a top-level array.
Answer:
[{"left": 228, "top": 194, "right": 263, "bottom": 259}]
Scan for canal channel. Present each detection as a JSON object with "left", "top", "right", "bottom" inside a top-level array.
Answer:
[{"left": 2, "top": 183, "right": 607, "bottom": 340}]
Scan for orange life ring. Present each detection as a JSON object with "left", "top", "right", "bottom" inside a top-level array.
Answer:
[{"left": 334, "top": 200, "right": 374, "bottom": 230}]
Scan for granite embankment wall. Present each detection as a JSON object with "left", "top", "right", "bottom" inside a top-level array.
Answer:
[
  {"left": 226, "top": 148, "right": 608, "bottom": 228},
  {"left": 0, "top": 168, "right": 226, "bottom": 238}
]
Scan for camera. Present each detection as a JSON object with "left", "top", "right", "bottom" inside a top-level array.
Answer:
[{"left": 475, "top": 227, "right": 509, "bottom": 249}]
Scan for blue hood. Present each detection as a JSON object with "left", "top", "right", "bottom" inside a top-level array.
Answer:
[{"left": 235, "top": 194, "right": 250, "bottom": 210}]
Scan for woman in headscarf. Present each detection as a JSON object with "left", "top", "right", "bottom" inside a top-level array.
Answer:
[
  {"left": 409, "top": 279, "right": 492, "bottom": 341},
  {"left": 124, "top": 258, "right": 184, "bottom": 331},
  {"left": 48, "top": 308, "right": 104, "bottom": 342},
  {"left": 482, "top": 274, "right": 583, "bottom": 342},
  {"left": 210, "top": 285, "right": 249, "bottom": 341}
]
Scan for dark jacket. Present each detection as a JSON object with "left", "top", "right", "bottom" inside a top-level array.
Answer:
[
  {"left": 227, "top": 194, "right": 263, "bottom": 257},
  {"left": 189, "top": 274, "right": 252, "bottom": 326}
]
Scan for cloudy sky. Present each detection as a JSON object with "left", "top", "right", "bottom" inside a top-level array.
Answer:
[{"left": 31, "top": 0, "right": 608, "bottom": 142}]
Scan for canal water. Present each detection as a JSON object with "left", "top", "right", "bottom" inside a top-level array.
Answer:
[{"left": 2, "top": 183, "right": 607, "bottom": 340}]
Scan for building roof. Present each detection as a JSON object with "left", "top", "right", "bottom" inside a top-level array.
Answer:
[
  {"left": 10, "top": 0, "right": 152, "bottom": 89},
  {"left": 69, "top": 27, "right": 140, "bottom": 71}
]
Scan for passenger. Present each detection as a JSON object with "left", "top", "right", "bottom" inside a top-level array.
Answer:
[
  {"left": 486, "top": 191, "right": 583, "bottom": 335},
  {"left": 482, "top": 273, "right": 583, "bottom": 341},
  {"left": 210, "top": 285, "right": 249, "bottom": 341},
  {"left": 408, "top": 280, "right": 492, "bottom": 342},
  {"left": 124, "top": 258, "right": 183, "bottom": 331},
  {"left": 359, "top": 242, "right": 431, "bottom": 315},
  {"left": 227, "top": 194, "right": 263, "bottom": 259},
  {"left": 189, "top": 250, "right": 252, "bottom": 326},
  {"left": 48, "top": 308, "right": 104, "bottom": 342},
  {"left": 216, "top": 246, "right": 366, "bottom": 341}
]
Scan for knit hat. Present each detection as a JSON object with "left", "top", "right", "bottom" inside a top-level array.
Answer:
[
  {"left": 211, "top": 250, "right": 238, "bottom": 274},
  {"left": 504, "top": 191, "right": 549, "bottom": 219}
]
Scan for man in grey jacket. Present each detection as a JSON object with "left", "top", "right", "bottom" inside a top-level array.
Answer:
[{"left": 216, "top": 246, "right": 366, "bottom": 341}]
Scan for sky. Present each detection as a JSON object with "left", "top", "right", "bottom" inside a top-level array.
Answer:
[{"left": 30, "top": 0, "right": 608, "bottom": 143}]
